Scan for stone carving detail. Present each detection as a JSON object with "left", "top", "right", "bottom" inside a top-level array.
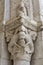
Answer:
[
  {"left": 8, "top": 25, "right": 34, "bottom": 59},
  {"left": 5, "top": 1, "right": 37, "bottom": 65},
  {"left": 7, "top": 25, "right": 37, "bottom": 65},
  {"left": 16, "top": 0, "right": 27, "bottom": 17}
]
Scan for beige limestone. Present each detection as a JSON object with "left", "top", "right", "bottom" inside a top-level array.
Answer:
[
  {"left": 5, "top": 1, "right": 37, "bottom": 65},
  {"left": 0, "top": 0, "right": 43, "bottom": 65},
  {"left": 0, "top": 0, "right": 4, "bottom": 22}
]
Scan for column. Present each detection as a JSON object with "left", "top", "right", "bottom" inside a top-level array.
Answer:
[
  {"left": 31, "top": 0, "right": 43, "bottom": 65},
  {"left": 5, "top": 1, "right": 37, "bottom": 65}
]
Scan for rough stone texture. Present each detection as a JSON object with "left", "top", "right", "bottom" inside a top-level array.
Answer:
[
  {"left": 5, "top": 1, "right": 37, "bottom": 64},
  {"left": 31, "top": 31, "right": 42, "bottom": 65},
  {"left": 10, "top": 0, "right": 33, "bottom": 19},
  {"left": 14, "top": 60, "right": 30, "bottom": 65},
  {"left": 10, "top": 0, "right": 21, "bottom": 19},
  {"left": 0, "top": 0, "right": 43, "bottom": 65},
  {"left": 0, "top": 31, "right": 11, "bottom": 65},
  {"left": 0, "top": 32, "right": 2, "bottom": 65},
  {"left": 0, "top": 0, "right": 5, "bottom": 31},
  {"left": 0, "top": 0, "right": 4, "bottom": 22},
  {"left": 32, "top": 0, "right": 40, "bottom": 21},
  {"left": 30, "top": 0, "right": 43, "bottom": 65}
]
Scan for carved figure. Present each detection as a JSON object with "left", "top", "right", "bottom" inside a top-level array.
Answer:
[
  {"left": 16, "top": 0, "right": 27, "bottom": 17},
  {"left": 6, "top": 1, "right": 37, "bottom": 65},
  {"left": 8, "top": 25, "right": 34, "bottom": 61}
]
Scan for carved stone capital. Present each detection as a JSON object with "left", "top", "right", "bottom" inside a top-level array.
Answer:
[
  {"left": 6, "top": 22, "right": 37, "bottom": 60},
  {"left": 5, "top": 11, "right": 38, "bottom": 65},
  {"left": 5, "top": 1, "right": 38, "bottom": 65}
]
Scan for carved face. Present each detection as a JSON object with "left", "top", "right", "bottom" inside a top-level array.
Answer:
[{"left": 15, "top": 25, "right": 27, "bottom": 46}]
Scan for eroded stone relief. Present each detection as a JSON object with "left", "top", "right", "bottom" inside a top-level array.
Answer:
[
  {"left": 6, "top": 24, "right": 37, "bottom": 65},
  {"left": 5, "top": 0, "right": 37, "bottom": 65}
]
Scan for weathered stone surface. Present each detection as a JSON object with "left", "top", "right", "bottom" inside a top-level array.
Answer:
[
  {"left": 0, "top": 32, "right": 11, "bottom": 65},
  {"left": 5, "top": 1, "right": 37, "bottom": 65},
  {"left": 31, "top": 31, "right": 42, "bottom": 65},
  {"left": 6, "top": 22, "right": 37, "bottom": 65},
  {"left": 0, "top": 0, "right": 43, "bottom": 65},
  {"left": 0, "top": 0, "right": 4, "bottom": 22}
]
